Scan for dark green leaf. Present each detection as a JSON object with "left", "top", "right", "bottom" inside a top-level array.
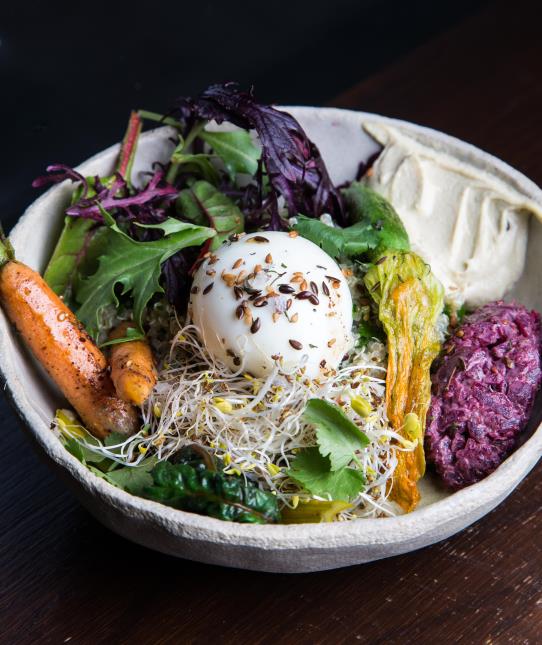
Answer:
[
  {"left": 294, "top": 214, "right": 379, "bottom": 259},
  {"left": 287, "top": 448, "right": 365, "bottom": 501},
  {"left": 200, "top": 129, "right": 260, "bottom": 180},
  {"left": 104, "top": 459, "right": 157, "bottom": 495},
  {"left": 144, "top": 461, "right": 280, "bottom": 524},
  {"left": 176, "top": 180, "right": 244, "bottom": 250},
  {"left": 75, "top": 209, "right": 215, "bottom": 337},
  {"left": 341, "top": 182, "right": 410, "bottom": 259},
  {"left": 64, "top": 437, "right": 106, "bottom": 465},
  {"left": 294, "top": 183, "right": 410, "bottom": 261},
  {"left": 44, "top": 217, "right": 97, "bottom": 304},
  {"left": 303, "top": 398, "right": 369, "bottom": 471},
  {"left": 168, "top": 151, "right": 220, "bottom": 185}
]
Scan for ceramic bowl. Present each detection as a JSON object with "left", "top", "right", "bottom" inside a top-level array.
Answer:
[{"left": 2, "top": 107, "right": 542, "bottom": 573}]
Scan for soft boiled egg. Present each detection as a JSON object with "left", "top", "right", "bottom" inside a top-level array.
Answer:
[{"left": 189, "top": 231, "right": 354, "bottom": 378}]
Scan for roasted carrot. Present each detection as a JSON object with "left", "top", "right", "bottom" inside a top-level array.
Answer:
[
  {"left": 109, "top": 322, "right": 157, "bottom": 406},
  {"left": 0, "top": 238, "right": 139, "bottom": 439}
]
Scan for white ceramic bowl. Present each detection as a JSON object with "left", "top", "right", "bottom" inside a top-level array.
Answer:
[{"left": 2, "top": 107, "right": 542, "bottom": 573}]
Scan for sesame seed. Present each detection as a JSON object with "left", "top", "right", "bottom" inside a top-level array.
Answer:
[
  {"left": 254, "top": 264, "right": 262, "bottom": 273},
  {"left": 250, "top": 318, "right": 261, "bottom": 333},
  {"left": 271, "top": 354, "right": 281, "bottom": 360},
  {"left": 289, "top": 339, "right": 303, "bottom": 350},
  {"left": 272, "top": 312, "right": 280, "bottom": 323},
  {"left": 290, "top": 313, "right": 299, "bottom": 323},
  {"left": 232, "top": 258, "right": 243, "bottom": 269},
  {"left": 265, "top": 253, "right": 273, "bottom": 264},
  {"left": 327, "top": 338, "right": 336, "bottom": 347},
  {"left": 209, "top": 255, "right": 219, "bottom": 265},
  {"left": 247, "top": 235, "right": 269, "bottom": 243},
  {"left": 190, "top": 286, "right": 199, "bottom": 294},
  {"left": 206, "top": 269, "right": 216, "bottom": 276},
  {"left": 300, "top": 279, "right": 308, "bottom": 291},
  {"left": 291, "top": 275, "right": 304, "bottom": 284},
  {"left": 286, "top": 299, "right": 293, "bottom": 310},
  {"left": 203, "top": 283, "right": 214, "bottom": 295}
]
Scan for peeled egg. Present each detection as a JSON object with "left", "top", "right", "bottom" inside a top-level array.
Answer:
[{"left": 189, "top": 231, "right": 354, "bottom": 378}]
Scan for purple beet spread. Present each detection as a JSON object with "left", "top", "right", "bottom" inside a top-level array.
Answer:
[{"left": 426, "top": 301, "right": 542, "bottom": 490}]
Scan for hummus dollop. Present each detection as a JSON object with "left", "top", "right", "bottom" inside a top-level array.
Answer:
[{"left": 364, "top": 123, "right": 542, "bottom": 307}]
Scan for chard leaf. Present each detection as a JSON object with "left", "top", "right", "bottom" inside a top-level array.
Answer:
[
  {"left": 176, "top": 180, "right": 244, "bottom": 250},
  {"left": 145, "top": 461, "right": 280, "bottom": 524},
  {"left": 200, "top": 129, "right": 261, "bottom": 180},
  {"left": 75, "top": 209, "right": 215, "bottom": 337},
  {"left": 303, "top": 398, "right": 369, "bottom": 471},
  {"left": 287, "top": 449, "right": 365, "bottom": 501}
]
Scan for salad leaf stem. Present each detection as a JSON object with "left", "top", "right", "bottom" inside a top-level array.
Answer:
[{"left": 137, "top": 110, "right": 181, "bottom": 128}]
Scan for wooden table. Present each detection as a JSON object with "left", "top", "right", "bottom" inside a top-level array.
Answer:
[{"left": 2, "top": 1, "right": 542, "bottom": 642}]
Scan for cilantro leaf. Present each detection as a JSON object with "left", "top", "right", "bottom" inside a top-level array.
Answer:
[
  {"left": 176, "top": 180, "right": 244, "bottom": 250},
  {"left": 104, "top": 459, "right": 156, "bottom": 495},
  {"left": 303, "top": 399, "right": 369, "bottom": 471},
  {"left": 287, "top": 449, "right": 365, "bottom": 501},
  {"left": 200, "top": 129, "right": 261, "bottom": 180},
  {"left": 75, "top": 210, "right": 215, "bottom": 337}
]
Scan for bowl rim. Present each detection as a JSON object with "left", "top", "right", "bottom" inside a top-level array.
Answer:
[{"left": 2, "top": 105, "right": 542, "bottom": 549}]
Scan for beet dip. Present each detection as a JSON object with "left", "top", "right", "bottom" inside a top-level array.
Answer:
[{"left": 426, "top": 301, "right": 542, "bottom": 489}]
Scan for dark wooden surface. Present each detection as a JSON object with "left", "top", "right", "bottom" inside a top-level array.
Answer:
[{"left": 2, "top": 1, "right": 542, "bottom": 643}]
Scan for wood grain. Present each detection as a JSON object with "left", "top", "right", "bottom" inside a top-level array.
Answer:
[{"left": 2, "top": 1, "right": 542, "bottom": 643}]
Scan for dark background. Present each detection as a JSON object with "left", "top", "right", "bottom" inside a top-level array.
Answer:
[
  {"left": 2, "top": 0, "right": 488, "bottom": 224},
  {"left": 9, "top": 1, "right": 542, "bottom": 643}
]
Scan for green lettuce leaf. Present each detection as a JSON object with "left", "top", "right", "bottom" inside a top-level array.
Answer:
[
  {"left": 75, "top": 210, "right": 215, "bottom": 337},
  {"left": 176, "top": 180, "right": 244, "bottom": 250},
  {"left": 200, "top": 129, "right": 261, "bottom": 180},
  {"left": 293, "top": 183, "right": 409, "bottom": 261}
]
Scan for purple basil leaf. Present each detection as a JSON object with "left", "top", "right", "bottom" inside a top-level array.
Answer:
[{"left": 172, "top": 83, "right": 345, "bottom": 226}]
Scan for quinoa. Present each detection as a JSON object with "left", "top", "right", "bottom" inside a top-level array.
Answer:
[{"left": 426, "top": 301, "right": 542, "bottom": 489}]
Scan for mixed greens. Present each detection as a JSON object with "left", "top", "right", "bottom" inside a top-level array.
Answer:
[{"left": 31, "top": 83, "right": 451, "bottom": 525}]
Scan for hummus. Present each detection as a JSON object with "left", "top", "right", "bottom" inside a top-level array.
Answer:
[{"left": 364, "top": 122, "right": 542, "bottom": 307}]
